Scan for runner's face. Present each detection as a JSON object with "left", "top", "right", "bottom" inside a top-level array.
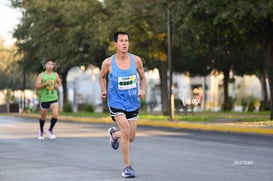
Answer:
[
  {"left": 45, "top": 61, "right": 54, "bottom": 71},
  {"left": 115, "top": 34, "right": 129, "bottom": 53}
]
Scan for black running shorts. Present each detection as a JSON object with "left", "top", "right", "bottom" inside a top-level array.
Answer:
[
  {"left": 40, "top": 99, "right": 58, "bottom": 109},
  {"left": 109, "top": 107, "right": 139, "bottom": 122}
]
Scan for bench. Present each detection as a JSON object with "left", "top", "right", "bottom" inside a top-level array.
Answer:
[{"left": 174, "top": 98, "right": 194, "bottom": 115}]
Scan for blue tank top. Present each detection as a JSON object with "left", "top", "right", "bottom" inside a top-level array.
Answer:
[{"left": 107, "top": 54, "right": 140, "bottom": 111}]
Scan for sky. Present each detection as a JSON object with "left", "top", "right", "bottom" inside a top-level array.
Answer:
[{"left": 0, "top": 0, "right": 22, "bottom": 47}]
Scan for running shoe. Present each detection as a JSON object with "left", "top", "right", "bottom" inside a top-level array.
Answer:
[
  {"left": 122, "top": 166, "right": 136, "bottom": 178},
  {"left": 38, "top": 131, "right": 44, "bottom": 140},
  {"left": 47, "top": 130, "right": 56, "bottom": 140},
  {"left": 108, "top": 127, "right": 119, "bottom": 150}
]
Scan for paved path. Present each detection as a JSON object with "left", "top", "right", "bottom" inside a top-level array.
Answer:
[{"left": 1, "top": 115, "right": 273, "bottom": 181}]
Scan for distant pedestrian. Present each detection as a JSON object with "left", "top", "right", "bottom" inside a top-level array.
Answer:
[
  {"left": 35, "top": 58, "right": 62, "bottom": 140},
  {"left": 99, "top": 31, "right": 146, "bottom": 178}
]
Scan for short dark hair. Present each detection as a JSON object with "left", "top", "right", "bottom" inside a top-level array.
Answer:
[
  {"left": 113, "top": 31, "right": 129, "bottom": 42},
  {"left": 43, "top": 58, "right": 56, "bottom": 67},
  {"left": 45, "top": 58, "right": 55, "bottom": 63}
]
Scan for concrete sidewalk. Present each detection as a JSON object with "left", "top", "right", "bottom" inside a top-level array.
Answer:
[{"left": 10, "top": 113, "right": 273, "bottom": 135}]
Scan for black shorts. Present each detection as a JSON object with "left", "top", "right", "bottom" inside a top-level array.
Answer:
[
  {"left": 40, "top": 100, "right": 58, "bottom": 109},
  {"left": 109, "top": 107, "right": 139, "bottom": 122}
]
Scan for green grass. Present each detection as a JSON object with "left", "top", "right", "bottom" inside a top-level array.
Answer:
[
  {"left": 174, "top": 112, "right": 271, "bottom": 122},
  {"left": 59, "top": 112, "right": 109, "bottom": 117},
  {"left": 30, "top": 111, "right": 271, "bottom": 122}
]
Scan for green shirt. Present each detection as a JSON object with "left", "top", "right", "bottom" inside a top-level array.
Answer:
[{"left": 39, "top": 71, "right": 58, "bottom": 102}]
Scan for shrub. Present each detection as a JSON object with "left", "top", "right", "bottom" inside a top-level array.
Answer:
[
  {"left": 82, "top": 103, "right": 94, "bottom": 112},
  {"left": 221, "top": 96, "right": 234, "bottom": 111},
  {"left": 259, "top": 101, "right": 270, "bottom": 111},
  {"left": 241, "top": 99, "right": 248, "bottom": 112},
  {"left": 63, "top": 101, "right": 73, "bottom": 112},
  {"left": 247, "top": 100, "right": 255, "bottom": 112}
]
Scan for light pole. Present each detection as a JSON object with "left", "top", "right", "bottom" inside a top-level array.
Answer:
[
  {"left": 23, "top": 51, "right": 26, "bottom": 110},
  {"left": 167, "top": 3, "right": 174, "bottom": 120}
]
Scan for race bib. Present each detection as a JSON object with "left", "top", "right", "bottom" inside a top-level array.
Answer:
[
  {"left": 118, "top": 75, "right": 137, "bottom": 90},
  {"left": 45, "top": 80, "right": 55, "bottom": 90}
]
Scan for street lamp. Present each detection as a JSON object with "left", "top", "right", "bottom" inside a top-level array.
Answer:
[
  {"left": 23, "top": 51, "right": 26, "bottom": 110},
  {"left": 167, "top": 3, "right": 174, "bottom": 120}
]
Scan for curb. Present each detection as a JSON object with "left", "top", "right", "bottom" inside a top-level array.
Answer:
[
  {"left": 9, "top": 113, "right": 273, "bottom": 135},
  {"left": 137, "top": 120, "right": 273, "bottom": 135}
]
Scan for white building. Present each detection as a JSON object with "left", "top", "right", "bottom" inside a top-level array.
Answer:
[
  {"left": 66, "top": 65, "right": 101, "bottom": 112},
  {"left": 65, "top": 65, "right": 269, "bottom": 112}
]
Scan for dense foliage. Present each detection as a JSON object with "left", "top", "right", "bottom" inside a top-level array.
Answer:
[{"left": 2, "top": 0, "right": 273, "bottom": 118}]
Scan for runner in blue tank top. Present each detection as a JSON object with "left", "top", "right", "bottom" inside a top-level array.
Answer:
[
  {"left": 108, "top": 53, "right": 140, "bottom": 111},
  {"left": 99, "top": 32, "right": 146, "bottom": 178}
]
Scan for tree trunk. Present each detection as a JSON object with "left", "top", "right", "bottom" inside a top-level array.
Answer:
[
  {"left": 265, "top": 43, "right": 273, "bottom": 120},
  {"left": 260, "top": 68, "right": 269, "bottom": 110},
  {"left": 159, "top": 61, "right": 169, "bottom": 115},
  {"left": 223, "top": 66, "right": 230, "bottom": 111},
  {"left": 61, "top": 70, "right": 68, "bottom": 103}
]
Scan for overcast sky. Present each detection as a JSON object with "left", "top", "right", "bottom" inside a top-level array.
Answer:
[{"left": 0, "top": 0, "right": 21, "bottom": 47}]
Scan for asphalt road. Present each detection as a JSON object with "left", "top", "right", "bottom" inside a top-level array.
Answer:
[{"left": 0, "top": 115, "right": 273, "bottom": 181}]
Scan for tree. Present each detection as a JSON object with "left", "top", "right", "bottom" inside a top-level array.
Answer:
[
  {"left": 11, "top": 0, "right": 272, "bottom": 117},
  {"left": 231, "top": 1, "right": 273, "bottom": 118},
  {"left": 11, "top": 0, "right": 108, "bottom": 103},
  {"left": 201, "top": 0, "right": 273, "bottom": 118},
  {"left": 172, "top": 0, "right": 251, "bottom": 111},
  {"left": 172, "top": 0, "right": 273, "bottom": 116},
  {"left": 0, "top": 41, "right": 35, "bottom": 90}
]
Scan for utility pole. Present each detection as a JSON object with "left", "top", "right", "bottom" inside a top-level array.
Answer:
[
  {"left": 167, "top": 3, "right": 174, "bottom": 120},
  {"left": 23, "top": 51, "right": 26, "bottom": 110}
]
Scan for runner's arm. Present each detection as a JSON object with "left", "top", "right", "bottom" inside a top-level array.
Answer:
[
  {"left": 135, "top": 56, "right": 146, "bottom": 100},
  {"left": 35, "top": 73, "right": 47, "bottom": 90},
  {"left": 99, "top": 58, "right": 110, "bottom": 100},
  {"left": 55, "top": 73, "right": 62, "bottom": 89}
]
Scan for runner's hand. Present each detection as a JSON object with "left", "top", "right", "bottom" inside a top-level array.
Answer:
[
  {"left": 138, "top": 89, "right": 145, "bottom": 100},
  {"left": 101, "top": 91, "right": 107, "bottom": 101}
]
